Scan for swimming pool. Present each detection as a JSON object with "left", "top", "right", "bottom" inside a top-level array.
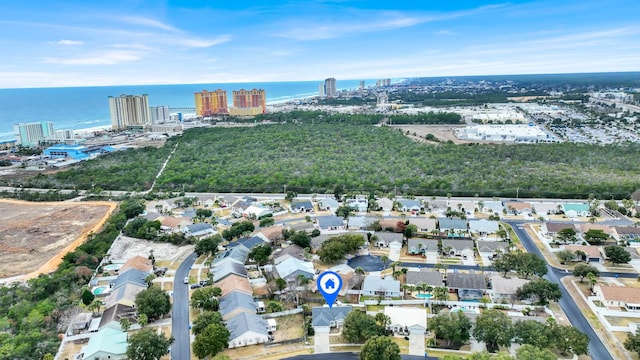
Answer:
[
  {"left": 414, "top": 293, "right": 433, "bottom": 299},
  {"left": 103, "top": 264, "right": 122, "bottom": 272},
  {"left": 451, "top": 306, "right": 480, "bottom": 314},
  {"left": 92, "top": 286, "right": 109, "bottom": 296}
]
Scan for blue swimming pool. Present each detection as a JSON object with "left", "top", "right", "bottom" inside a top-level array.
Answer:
[
  {"left": 92, "top": 286, "right": 109, "bottom": 295},
  {"left": 414, "top": 293, "right": 433, "bottom": 299},
  {"left": 103, "top": 264, "right": 122, "bottom": 272}
]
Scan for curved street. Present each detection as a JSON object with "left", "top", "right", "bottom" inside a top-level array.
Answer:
[{"left": 171, "top": 252, "right": 197, "bottom": 360}]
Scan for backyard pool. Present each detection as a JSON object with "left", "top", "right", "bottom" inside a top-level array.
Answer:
[
  {"left": 103, "top": 264, "right": 122, "bottom": 272},
  {"left": 92, "top": 286, "right": 109, "bottom": 296},
  {"left": 450, "top": 306, "right": 480, "bottom": 314},
  {"left": 414, "top": 294, "right": 433, "bottom": 299}
]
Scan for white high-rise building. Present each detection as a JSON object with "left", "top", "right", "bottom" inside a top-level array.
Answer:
[
  {"left": 13, "top": 122, "right": 55, "bottom": 147},
  {"left": 108, "top": 94, "right": 151, "bottom": 130},
  {"left": 324, "top": 78, "right": 336, "bottom": 98},
  {"left": 150, "top": 106, "right": 171, "bottom": 124}
]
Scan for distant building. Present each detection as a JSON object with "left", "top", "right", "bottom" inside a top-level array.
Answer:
[
  {"left": 324, "top": 78, "right": 337, "bottom": 98},
  {"left": 150, "top": 105, "right": 171, "bottom": 124},
  {"left": 13, "top": 122, "right": 54, "bottom": 147},
  {"left": 108, "top": 94, "right": 151, "bottom": 130},
  {"left": 195, "top": 89, "right": 229, "bottom": 116},
  {"left": 229, "top": 89, "right": 266, "bottom": 116}
]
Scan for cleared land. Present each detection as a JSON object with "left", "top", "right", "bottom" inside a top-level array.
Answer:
[
  {"left": 0, "top": 199, "right": 116, "bottom": 280},
  {"left": 389, "top": 124, "right": 471, "bottom": 144}
]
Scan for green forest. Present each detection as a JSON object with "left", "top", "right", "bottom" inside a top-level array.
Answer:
[{"left": 22, "top": 123, "right": 640, "bottom": 199}]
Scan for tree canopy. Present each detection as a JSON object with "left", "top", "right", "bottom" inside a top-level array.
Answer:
[
  {"left": 516, "top": 278, "right": 561, "bottom": 306},
  {"left": 126, "top": 328, "right": 174, "bottom": 360},
  {"left": 428, "top": 311, "right": 472, "bottom": 348},
  {"left": 135, "top": 285, "right": 171, "bottom": 320},
  {"left": 472, "top": 309, "right": 513, "bottom": 352},
  {"left": 342, "top": 311, "right": 385, "bottom": 343},
  {"left": 604, "top": 245, "right": 631, "bottom": 264},
  {"left": 359, "top": 336, "right": 401, "bottom": 360}
]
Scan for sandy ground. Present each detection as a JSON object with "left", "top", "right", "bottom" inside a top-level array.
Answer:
[
  {"left": 389, "top": 124, "right": 472, "bottom": 144},
  {"left": 0, "top": 199, "right": 117, "bottom": 281},
  {"left": 107, "top": 235, "right": 194, "bottom": 264}
]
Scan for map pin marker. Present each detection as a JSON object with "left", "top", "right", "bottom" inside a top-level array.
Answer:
[{"left": 317, "top": 271, "right": 342, "bottom": 308}]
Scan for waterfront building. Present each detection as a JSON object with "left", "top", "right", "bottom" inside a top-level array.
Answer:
[
  {"left": 229, "top": 89, "right": 266, "bottom": 116},
  {"left": 324, "top": 78, "right": 337, "bottom": 98},
  {"left": 195, "top": 89, "right": 229, "bottom": 116},
  {"left": 108, "top": 94, "right": 151, "bottom": 130},
  {"left": 318, "top": 83, "right": 325, "bottom": 97},
  {"left": 150, "top": 105, "right": 171, "bottom": 124},
  {"left": 13, "top": 122, "right": 55, "bottom": 147},
  {"left": 359, "top": 80, "right": 365, "bottom": 91}
]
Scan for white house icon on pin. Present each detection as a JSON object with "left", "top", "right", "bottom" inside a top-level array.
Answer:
[{"left": 325, "top": 279, "right": 335, "bottom": 289}]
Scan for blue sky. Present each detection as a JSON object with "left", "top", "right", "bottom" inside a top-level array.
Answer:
[{"left": 0, "top": 0, "right": 638, "bottom": 88}]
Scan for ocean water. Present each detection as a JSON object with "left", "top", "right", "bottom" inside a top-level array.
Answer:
[{"left": 0, "top": 79, "right": 372, "bottom": 141}]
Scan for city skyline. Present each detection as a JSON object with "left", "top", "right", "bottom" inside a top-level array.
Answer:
[{"left": 0, "top": 0, "right": 639, "bottom": 89}]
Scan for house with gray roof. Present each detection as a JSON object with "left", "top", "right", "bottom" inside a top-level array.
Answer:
[
  {"left": 184, "top": 222, "right": 216, "bottom": 237},
  {"left": 446, "top": 272, "right": 487, "bottom": 301},
  {"left": 110, "top": 268, "right": 148, "bottom": 290},
  {"left": 287, "top": 221, "right": 316, "bottom": 233},
  {"left": 468, "top": 219, "right": 499, "bottom": 237},
  {"left": 318, "top": 198, "right": 340, "bottom": 212},
  {"left": 481, "top": 201, "right": 505, "bottom": 215},
  {"left": 311, "top": 306, "right": 353, "bottom": 328},
  {"left": 316, "top": 216, "right": 346, "bottom": 231},
  {"left": 408, "top": 217, "right": 437, "bottom": 232},
  {"left": 275, "top": 257, "right": 315, "bottom": 280},
  {"left": 214, "top": 246, "right": 250, "bottom": 266},
  {"left": 374, "top": 231, "right": 404, "bottom": 248},
  {"left": 219, "top": 290, "right": 258, "bottom": 320},
  {"left": 407, "top": 238, "right": 439, "bottom": 255},
  {"left": 398, "top": 199, "right": 422, "bottom": 212},
  {"left": 98, "top": 303, "right": 137, "bottom": 330},
  {"left": 105, "top": 283, "right": 146, "bottom": 309},
  {"left": 290, "top": 200, "right": 314, "bottom": 213},
  {"left": 377, "top": 197, "right": 394, "bottom": 212},
  {"left": 226, "top": 312, "right": 269, "bottom": 348},
  {"left": 438, "top": 218, "right": 468, "bottom": 234},
  {"left": 476, "top": 241, "right": 509, "bottom": 256},
  {"left": 441, "top": 239, "right": 474, "bottom": 257},
  {"left": 213, "top": 262, "right": 248, "bottom": 282},
  {"left": 228, "top": 236, "right": 267, "bottom": 251},
  {"left": 311, "top": 234, "right": 335, "bottom": 251},
  {"left": 405, "top": 269, "right": 443, "bottom": 287},
  {"left": 273, "top": 244, "right": 306, "bottom": 264},
  {"left": 361, "top": 275, "right": 401, "bottom": 297},
  {"left": 489, "top": 276, "right": 529, "bottom": 302},
  {"left": 543, "top": 222, "right": 576, "bottom": 237},
  {"left": 348, "top": 216, "right": 375, "bottom": 230}
]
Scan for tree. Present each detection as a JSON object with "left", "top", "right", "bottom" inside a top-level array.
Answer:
[
  {"left": 290, "top": 231, "right": 311, "bottom": 248},
  {"left": 138, "top": 313, "right": 148, "bottom": 327},
  {"left": 120, "top": 317, "right": 131, "bottom": 332},
  {"left": 472, "top": 309, "right": 513, "bottom": 352},
  {"left": 267, "top": 301, "right": 283, "bottom": 313},
  {"left": 195, "top": 234, "right": 221, "bottom": 256},
  {"left": 359, "top": 336, "right": 401, "bottom": 360},
  {"left": 342, "top": 311, "right": 385, "bottom": 343},
  {"left": 556, "top": 228, "right": 577, "bottom": 244},
  {"left": 403, "top": 224, "right": 418, "bottom": 238},
  {"left": 195, "top": 208, "right": 212, "bottom": 220},
  {"left": 552, "top": 323, "right": 589, "bottom": 356},
  {"left": 572, "top": 263, "right": 600, "bottom": 282},
  {"left": 259, "top": 216, "right": 275, "bottom": 228},
  {"left": 276, "top": 278, "right": 287, "bottom": 291},
  {"left": 191, "top": 287, "right": 220, "bottom": 311},
  {"left": 584, "top": 229, "right": 608, "bottom": 245},
  {"left": 604, "top": 245, "right": 631, "bottom": 264},
  {"left": 135, "top": 285, "right": 171, "bottom": 320},
  {"left": 428, "top": 311, "right": 472, "bottom": 348},
  {"left": 192, "top": 311, "right": 224, "bottom": 336},
  {"left": 192, "top": 322, "right": 230, "bottom": 359},
  {"left": 433, "top": 286, "right": 449, "bottom": 301},
  {"left": 336, "top": 205, "right": 354, "bottom": 219},
  {"left": 516, "top": 252, "right": 547, "bottom": 279},
  {"left": 249, "top": 244, "right": 273, "bottom": 265},
  {"left": 624, "top": 331, "right": 640, "bottom": 357},
  {"left": 126, "top": 328, "right": 174, "bottom": 360},
  {"left": 516, "top": 278, "right": 561, "bottom": 306},
  {"left": 81, "top": 288, "right": 95, "bottom": 306},
  {"left": 285, "top": 190, "right": 297, "bottom": 202},
  {"left": 512, "top": 320, "right": 552, "bottom": 349},
  {"left": 514, "top": 344, "right": 556, "bottom": 360},
  {"left": 555, "top": 249, "right": 575, "bottom": 264}
]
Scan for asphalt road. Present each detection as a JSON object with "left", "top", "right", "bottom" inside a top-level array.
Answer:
[
  {"left": 506, "top": 220, "right": 614, "bottom": 360},
  {"left": 170, "top": 252, "right": 197, "bottom": 360}
]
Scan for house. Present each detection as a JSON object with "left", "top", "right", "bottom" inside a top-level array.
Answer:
[
  {"left": 577, "top": 223, "right": 613, "bottom": 237},
  {"left": 361, "top": 275, "right": 401, "bottom": 297},
  {"left": 159, "top": 216, "right": 191, "bottom": 232},
  {"left": 504, "top": 202, "right": 533, "bottom": 215},
  {"left": 98, "top": 303, "right": 137, "bottom": 330},
  {"left": 228, "top": 236, "right": 267, "bottom": 251},
  {"left": 407, "top": 238, "right": 439, "bottom": 255},
  {"left": 468, "top": 219, "right": 499, "bottom": 237},
  {"left": 384, "top": 306, "right": 427, "bottom": 335},
  {"left": 441, "top": 239, "right": 474, "bottom": 257},
  {"left": 286, "top": 221, "right": 316, "bottom": 234},
  {"left": 489, "top": 276, "right": 529, "bottom": 302},
  {"left": 183, "top": 223, "right": 216, "bottom": 237},
  {"left": 219, "top": 290, "right": 258, "bottom": 320},
  {"left": 256, "top": 225, "right": 285, "bottom": 244},
  {"left": 243, "top": 204, "right": 273, "bottom": 219},
  {"left": 226, "top": 312, "right": 270, "bottom": 348},
  {"left": 405, "top": 269, "right": 443, "bottom": 287},
  {"left": 397, "top": 199, "right": 422, "bottom": 213},
  {"left": 318, "top": 198, "right": 340, "bottom": 212},
  {"left": 596, "top": 283, "right": 640, "bottom": 311},
  {"left": 312, "top": 306, "right": 353, "bottom": 354},
  {"left": 275, "top": 257, "right": 315, "bottom": 280},
  {"left": 476, "top": 241, "right": 509, "bottom": 257},
  {"left": 182, "top": 207, "right": 197, "bottom": 219},
  {"left": 544, "top": 222, "right": 576, "bottom": 237},
  {"left": 80, "top": 325, "right": 128, "bottom": 360},
  {"left": 214, "top": 274, "right": 253, "bottom": 297},
  {"left": 438, "top": 218, "right": 468, "bottom": 235},
  {"left": 614, "top": 226, "right": 640, "bottom": 243},
  {"left": 290, "top": 200, "right": 314, "bottom": 213},
  {"left": 345, "top": 198, "right": 368, "bottom": 212},
  {"left": 212, "top": 261, "right": 248, "bottom": 282},
  {"left": 118, "top": 255, "right": 153, "bottom": 274},
  {"left": 311, "top": 234, "right": 335, "bottom": 252},
  {"left": 377, "top": 197, "right": 395, "bottom": 212},
  {"left": 446, "top": 272, "right": 487, "bottom": 301},
  {"left": 213, "top": 246, "right": 250, "bottom": 266},
  {"left": 110, "top": 268, "right": 148, "bottom": 290},
  {"left": 232, "top": 199, "right": 254, "bottom": 213},
  {"left": 374, "top": 232, "right": 404, "bottom": 248},
  {"left": 564, "top": 245, "right": 603, "bottom": 262},
  {"left": 273, "top": 244, "right": 306, "bottom": 264},
  {"left": 408, "top": 217, "right": 437, "bottom": 233},
  {"left": 562, "top": 203, "right": 590, "bottom": 218},
  {"left": 326, "top": 264, "right": 355, "bottom": 296},
  {"left": 347, "top": 216, "right": 375, "bottom": 230},
  {"left": 482, "top": 201, "right": 505, "bottom": 215},
  {"left": 71, "top": 312, "right": 92, "bottom": 334},
  {"left": 105, "top": 283, "right": 146, "bottom": 308},
  {"left": 316, "top": 216, "right": 346, "bottom": 231},
  {"left": 450, "top": 201, "right": 476, "bottom": 215}
]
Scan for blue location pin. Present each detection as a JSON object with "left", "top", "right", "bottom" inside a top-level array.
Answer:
[{"left": 317, "top": 271, "right": 342, "bottom": 308}]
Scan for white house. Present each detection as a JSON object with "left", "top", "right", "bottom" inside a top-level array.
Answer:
[
  {"left": 361, "top": 275, "right": 401, "bottom": 297},
  {"left": 226, "top": 312, "right": 270, "bottom": 348}
]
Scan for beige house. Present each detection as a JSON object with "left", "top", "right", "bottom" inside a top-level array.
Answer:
[{"left": 596, "top": 283, "right": 640, "bottom": 311}]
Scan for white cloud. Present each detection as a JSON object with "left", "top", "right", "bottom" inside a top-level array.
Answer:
[
  {"left": 167, "top": 35, "right": 231, "bottom": 48},
  {"left": 54, "top": 39, "right": 84, "bottom": 46},
  {"left": 116, "top": 16, "right": 180, "bottom": 32},
  {"left": 39, "top": 50, "right": 143, "bottom": 65}
]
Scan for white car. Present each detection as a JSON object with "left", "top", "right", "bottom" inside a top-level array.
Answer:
[{"left": 183, "top": 277, "right": 189, "bottom": 284}]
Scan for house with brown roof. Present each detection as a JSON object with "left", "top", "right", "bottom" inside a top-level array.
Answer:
[
  {"left": 504, "top": 202, "right": 533, "bottom": 215},
  {"left": 613, "top": 226, "right": 640, "bottom": 243},
  {"left": 159, "top": 216, "right": 191, "bottom": 231},
  {"left": 564, "top": 244, "right": 603, "bottom": 262},
  {"left": 215, "top": 274, "right": 253, "bottom": 297},
  {"left": 596, "top": 283, "right": 640, "bottom": 311},
  {"left": 577, "top": 223, "right": 613, "bottom": 235},
  {"left": 273, "top": 244, "right": 306, "bottom": 264},
  {"left": 256, "top": 225, "right": 285, "bottom": 244},
  {"left": 119, "top": 255, "right": 153, "bottom": 274},
  {"left": 543, "top": 222, "right": 576, "bottom": 237},
  {"left": 408, "top": 217, "right": 437, "bottom": 233}
]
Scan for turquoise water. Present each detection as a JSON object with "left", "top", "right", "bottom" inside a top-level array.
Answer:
[
  {"left": 103, "top": 264, "right": 122, "bottom": 272},
  {"left": 451, "top": 306, "right": 479, "bottom": 313},
  {"left": 414, "top": 293, "right": 433, "bottom": 299},
  {"left": 0, "top": 79, "right": 379, "bottom": 141},
  {"left": 92, "top": 286, "right": 108, "bottom": 295}
]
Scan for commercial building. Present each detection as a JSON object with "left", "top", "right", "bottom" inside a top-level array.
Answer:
[
  {"left": 195, "top": 89, "right": 229, "bottom": 116},
  {"left": 150, "top": 105, "right": 171, "bottom": 124},
  {"left": 229, "top": 89, "right": 266, "bottom": 116},
  {"left": 108, "top": 94, "right": 151, "bottom": 130},
  {"left": 13, "top": 122, "right": 54, "bottom": 147}
]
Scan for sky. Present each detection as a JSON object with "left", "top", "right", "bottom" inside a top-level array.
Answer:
[{"left": 0, "top": 0, "right": 639, "bottom": 88}]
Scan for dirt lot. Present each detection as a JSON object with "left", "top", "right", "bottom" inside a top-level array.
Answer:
[
  {"left": 108, "top": 235, "right": 194, "bottom": 265},
  {"left": 389, "top": 124, "right": 472, "bottom": 144},
  {"left": 0, "top": 199, "right": 116, "bottom": 281}
]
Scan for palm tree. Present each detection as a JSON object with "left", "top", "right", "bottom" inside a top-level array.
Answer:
[
  {"left": 588, "top": 272, "right": 598, "bottom": 292},
  {"left": 575, "top": 250, "right": 587, "bottom": 262},
  {"left": 380, "top": 255, "right": 389, "bottom": 269},
  {"left": 390, "top": 261, "right": 402, "bottom": 274}
]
